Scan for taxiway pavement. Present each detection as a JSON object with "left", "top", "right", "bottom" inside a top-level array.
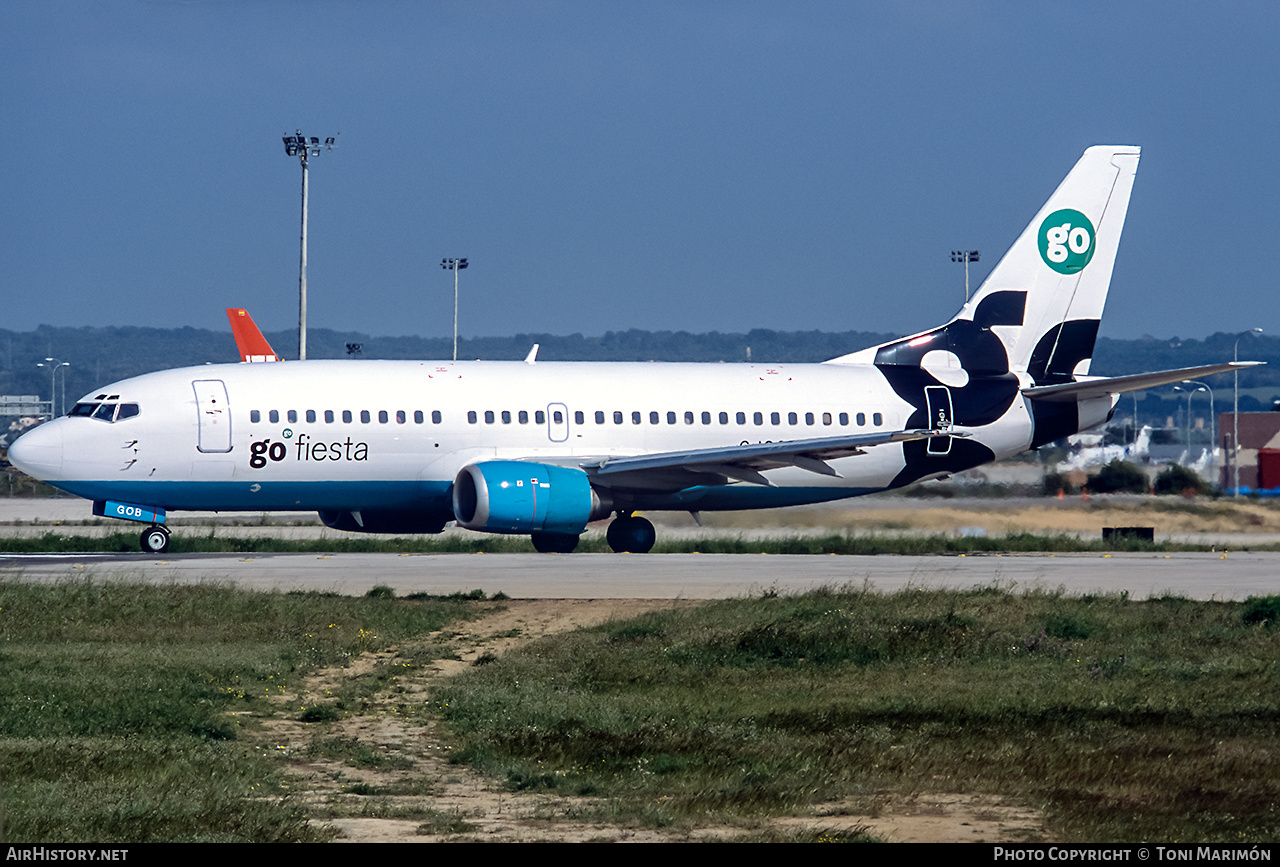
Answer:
[{"left": 2, "top": 549, "right": 1274, "bottom": 601}]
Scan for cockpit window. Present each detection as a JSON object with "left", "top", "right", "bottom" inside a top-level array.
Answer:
[{"left": 69, "top": 401, "right": 140, "bottom": 423}]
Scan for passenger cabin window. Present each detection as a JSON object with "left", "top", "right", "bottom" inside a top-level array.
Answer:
[{"left": 249, "top": 410, "right": 260, "bottom": 423}]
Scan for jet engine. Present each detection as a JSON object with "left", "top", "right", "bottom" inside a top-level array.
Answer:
[{"left": 453, "top": 461, "right": 610, "bottom": 534}]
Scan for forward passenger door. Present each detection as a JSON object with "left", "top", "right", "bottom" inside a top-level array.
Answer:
[{"left": 193, "top": 380, "right": 232, "bottom": 453}]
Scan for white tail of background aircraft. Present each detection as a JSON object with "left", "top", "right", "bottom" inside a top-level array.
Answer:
[{"left": 8, "top": 145, "right": 1261, "bottom": 553}]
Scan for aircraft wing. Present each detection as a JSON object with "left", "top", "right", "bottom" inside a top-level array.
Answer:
[
  {"left": 580, "top": 428, "right": 963, "bottom": 487},
  {"left": 1021, "top": 362, "right": 1263, "bottom": 403}
]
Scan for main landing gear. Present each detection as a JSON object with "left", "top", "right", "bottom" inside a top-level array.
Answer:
[
  {"left": 606, "top": 512, "right": 656, "bottom": 554},
  {"left": 528, "top": 513, "right": 656, "bottom": 554},
  {"left": 140, "top": 524, "right": 171, "bottom": 554}
]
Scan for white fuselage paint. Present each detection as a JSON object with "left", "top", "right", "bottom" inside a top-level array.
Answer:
[{"left": 16, "top": 358, "right": 1036, "bottom": 513}]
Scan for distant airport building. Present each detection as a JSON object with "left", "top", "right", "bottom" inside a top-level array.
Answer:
[{"left": 1220, "top": 411, "right": 1280, "bottom": 495}]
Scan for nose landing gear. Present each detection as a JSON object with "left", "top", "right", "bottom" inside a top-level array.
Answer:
[
  {"left": 140, "top": 525, "right": 170, "bottom": 554},
  {"left": 92, "top": 501, "right": 171, "bottom": 553}
]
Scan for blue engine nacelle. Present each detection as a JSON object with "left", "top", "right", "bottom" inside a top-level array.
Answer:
[{"left": 452, "top": 461, "right": 609, "bottom": 534}]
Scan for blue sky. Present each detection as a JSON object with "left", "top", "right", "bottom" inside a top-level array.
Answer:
[{"left": 4, "top": 1, "right": 1278, "bottom": 349}]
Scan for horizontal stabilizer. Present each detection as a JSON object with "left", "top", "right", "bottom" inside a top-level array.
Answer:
[{"left": 1021, "top": 362, "right": 1264, "bottom": 403}]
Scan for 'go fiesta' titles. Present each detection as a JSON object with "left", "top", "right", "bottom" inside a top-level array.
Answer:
[{"left": 249, "top": 433, "right": 369, "bottom": 468}]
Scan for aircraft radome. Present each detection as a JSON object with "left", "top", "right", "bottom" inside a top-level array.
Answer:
[{"left": 8, "top": 145, "right": 1261, "bottom": 554}]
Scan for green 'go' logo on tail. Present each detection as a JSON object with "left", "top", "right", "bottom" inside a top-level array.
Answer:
[{"left": 1038, "top": 209, "right": 1096, "bottom": 274}]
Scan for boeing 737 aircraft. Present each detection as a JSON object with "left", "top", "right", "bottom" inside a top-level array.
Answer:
[{"left": 9, "top": 145, "right": 1260, "bottom": 554}]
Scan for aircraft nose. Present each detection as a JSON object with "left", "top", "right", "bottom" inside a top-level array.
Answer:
[{"left": 8, "top": 422, "right": 64, "bottom": 480}]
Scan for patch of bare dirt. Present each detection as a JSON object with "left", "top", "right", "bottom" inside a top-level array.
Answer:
[{"left": 242, "top": 598, "right": 1050, "bottom": 843}]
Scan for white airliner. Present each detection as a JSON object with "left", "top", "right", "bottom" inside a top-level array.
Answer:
[{"left": 9, "top": 145, "right": 1260, "bottom": 554}]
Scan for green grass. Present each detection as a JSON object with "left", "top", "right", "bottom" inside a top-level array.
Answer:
[
  {"left": 0, "top": 530, "right": 542, "bottom": 554},
  {"left": 0, "top": 529, "right": 1258, "bottom": 555},
  {"left": 434, "top": 586, "right": 1280, "bottom": 842},
  {"left": 7, "top": 577, "right": 1279, "bottom": 842},
  {"left": 0, "top": 578, "right": 478, "bottom": 842}
]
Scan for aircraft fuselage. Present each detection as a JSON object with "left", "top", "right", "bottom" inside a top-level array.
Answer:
[{"left": 17, "top": 358, "right": 1034, "bottom": 522}]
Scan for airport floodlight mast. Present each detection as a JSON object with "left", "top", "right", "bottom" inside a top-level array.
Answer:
[
  {"left": 951, "top": 250, "right": 980, "bottom": 303},
  {"left": 1172, "top": 382, "right": 1212, "bottom": 459},
  {"left": 441, "top": 257, "right": 468, "bottom": 361},
  {"left": 282, "top": 131, "right": 338, "bottom": 360},
  {"left": 1233, "top": 327, "right": 1263, "bottom": 495},
  {"left": 36, "top": 358, "right": 69, "bottom": 418}
]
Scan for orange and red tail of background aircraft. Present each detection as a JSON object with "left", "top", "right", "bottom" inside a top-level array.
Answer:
[{"left": 226, "top": 308, "right": 281, "bottom": 362}]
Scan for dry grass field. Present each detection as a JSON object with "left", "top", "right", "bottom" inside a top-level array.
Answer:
[{"left": 663, "top": 494, "right": 1280, "bottom": 543}]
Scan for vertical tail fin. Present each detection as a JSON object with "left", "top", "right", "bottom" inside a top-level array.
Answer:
[
  {"left": 962, "top": 145, "right": 1140, "bottom": 382},
  {"left": 828, "top": 145, "right": 1140, "bottom": 385},
  {"left": 226, "top": 308, "right": 281, "bottom": 362}
]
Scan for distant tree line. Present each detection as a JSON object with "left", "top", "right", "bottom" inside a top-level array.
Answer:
[{"left": 1, "top": 324, "right": 1277, "bottom": 415}]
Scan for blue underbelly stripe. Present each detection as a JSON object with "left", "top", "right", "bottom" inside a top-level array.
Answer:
[{"left": 49, "top": 479, "right": 455, "bottom": 512}]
